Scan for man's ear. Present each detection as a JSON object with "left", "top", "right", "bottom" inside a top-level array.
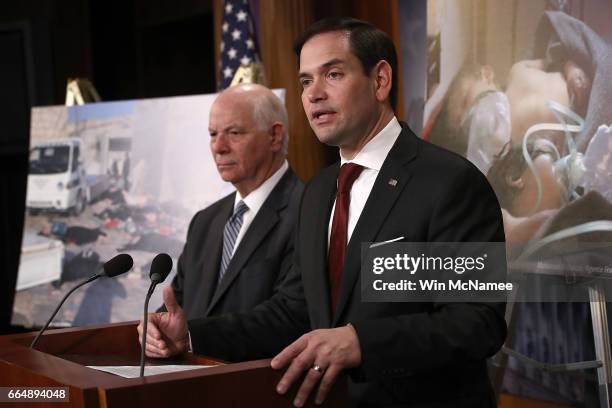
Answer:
[
  {"left": 269, "top": 123, "right": 285, "bottom": 153},
  {"left": 372, "top": 60, "right": 392, "bottom": 104}
]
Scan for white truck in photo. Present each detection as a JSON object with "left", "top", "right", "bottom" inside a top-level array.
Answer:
[{"left": 26, "top": 138, "right": 111, "bottom": 215}]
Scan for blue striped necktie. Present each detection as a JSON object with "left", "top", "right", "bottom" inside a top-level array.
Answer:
[{"left": 218, "top": 200, "right": 249, "bottom": 284}]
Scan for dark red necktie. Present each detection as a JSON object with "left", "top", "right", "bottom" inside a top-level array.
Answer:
[{"left": 328, "top": 163, "right": 364, "bottom": 312}]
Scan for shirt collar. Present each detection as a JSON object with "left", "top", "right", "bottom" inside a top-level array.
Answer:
[
  {"left": 340, "top": 117, "right": 401, "bottom": 171},
  {"left": 234, "top": 160, "right": 289, "bottom": 213}
]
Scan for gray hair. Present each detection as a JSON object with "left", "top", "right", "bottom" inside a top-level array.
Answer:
[{"left": 251, "top": 92, "right": 289, "bottom": 156}]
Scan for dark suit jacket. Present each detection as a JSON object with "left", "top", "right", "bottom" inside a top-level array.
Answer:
[
  {"left": 189, "top": 125, "right": 507, "bottom": 407},
  {"left": 165, "top": 168, "right": 304, "bottom": 319}
]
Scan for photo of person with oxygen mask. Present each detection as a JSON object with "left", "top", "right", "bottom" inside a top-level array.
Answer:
[
  {"left": 428, "top": 9, "right": 612, "bottom": 246},
  {"left": 425, "top": 2, "right": 612, "bottom": 405}
]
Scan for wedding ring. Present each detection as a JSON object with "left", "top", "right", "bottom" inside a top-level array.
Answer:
[{"left": 312, "top": 364, "right": 325, "bottom": 374}]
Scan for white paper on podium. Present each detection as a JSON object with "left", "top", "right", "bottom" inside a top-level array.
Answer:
[{"left": 87, "top": 364, "right": 213, "bottom": 378}]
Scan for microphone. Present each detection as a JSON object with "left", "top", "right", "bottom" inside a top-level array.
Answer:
[
  {"left": 149, "top": 253, "right": 173, "bottom": 284},
  {"left": 30, "top": 253, "right": 133, "bottom": 349},
  {"left": 103, "top": 253, "right": 134, "bottom": 277},
  {"left": 140, "top": 253, "right": 173, "bottom": 377}
]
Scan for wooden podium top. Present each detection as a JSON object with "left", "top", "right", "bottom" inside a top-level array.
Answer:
[{"left": 0, "top": 322, "right": 345, "bottom": 407}]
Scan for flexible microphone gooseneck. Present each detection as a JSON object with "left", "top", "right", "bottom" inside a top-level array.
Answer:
[
  {"left": 30, "top": 253, "right": 134, "bottom": 349},
  {"left": 140, "top": 253, "right": 173, "bottom": 377}
]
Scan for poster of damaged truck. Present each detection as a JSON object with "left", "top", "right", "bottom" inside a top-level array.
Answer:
[{"left": 11, "top": 92, "right": 259, "bottom": 328}]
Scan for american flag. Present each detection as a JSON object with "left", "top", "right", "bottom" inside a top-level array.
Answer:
[{"left": 219, "top": 0, "right": 261, "bottom": 89}]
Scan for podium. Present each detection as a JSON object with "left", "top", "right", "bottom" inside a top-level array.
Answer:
[{"left": 0, "top": 322, "right": 345, "bottom": 407}]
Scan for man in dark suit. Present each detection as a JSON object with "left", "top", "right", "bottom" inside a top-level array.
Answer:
[
  {"left": 162, "top": 83, "right": 303, "bottom": 319},
  {"left": 139, "top": 18, "right": 506, "bottom": 407}
]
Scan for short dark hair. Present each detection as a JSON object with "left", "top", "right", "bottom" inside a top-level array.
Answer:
[
  {"left": 486, "top": 142, "right": 549, "bottom": 211},
  {"left": 294, "top": 17, "right": 398, "bottom": 110}
]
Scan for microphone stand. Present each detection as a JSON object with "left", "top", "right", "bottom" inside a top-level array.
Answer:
[
  {"left": 30, "top": 273, "right": 100, "bottom": 349},
  {"left": 139, "top": 281, "right": 158, "bottom": 377}
]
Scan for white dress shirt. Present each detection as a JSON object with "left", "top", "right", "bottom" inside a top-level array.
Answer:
[
  {"left": 232, "top": 160, "right": 289, "bottom": 255},
  {"left": 327, "top": 117, "right": 401, "bottom": 246}
]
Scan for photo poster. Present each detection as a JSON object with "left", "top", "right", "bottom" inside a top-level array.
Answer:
[
  {"left": 12, "top": 89, "right": 286, "bottom": 329},
  {"left": 423, "top": 0, "right": 612, "bottom": 404}
]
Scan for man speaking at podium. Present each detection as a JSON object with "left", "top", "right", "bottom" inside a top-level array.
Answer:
[
  {"left": 139, "top": 18, "right": 506, "bottom": 407},
  {"left": 161, "top": 84, "right": 303, "bottom": 319}
]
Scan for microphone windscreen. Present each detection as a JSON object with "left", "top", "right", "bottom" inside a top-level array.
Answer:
[
  {"left": 150, "top": 253, "right": 173, "bottom": 283},
  {"left": 103, "top": 253, "right": 134, "bottom": 277}
]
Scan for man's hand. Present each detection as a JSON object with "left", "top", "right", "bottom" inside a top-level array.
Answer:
[
  {"left": 270, "top": 325, "right": 361, "bottom": 407},
  {"left": 137, "top": 286, "right": 189, "bottom": 358}
]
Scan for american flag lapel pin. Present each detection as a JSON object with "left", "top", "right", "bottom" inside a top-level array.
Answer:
[{"left": 388, "top": 178, "right": 398, "bottom": 187}]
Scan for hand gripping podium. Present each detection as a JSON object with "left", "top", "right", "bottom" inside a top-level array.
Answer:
[{"left": 0, "top": 322, "right": 346, "bottom": 407}]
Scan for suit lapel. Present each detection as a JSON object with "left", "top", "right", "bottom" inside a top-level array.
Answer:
[
  {"left": 332, "top": 126, "right": 419, "bottom": 325},
  {"left": 206, "top": 206, "right": 279, "bottom": 313},
  {"left": 194, "top": 196, "right": 233, "bottom": 315},
  {"left": 308, "top": 165, "right": 339, "bottom": 328},
  {"left": 205, "top": 171, "right": 295, "bottom": 314}
]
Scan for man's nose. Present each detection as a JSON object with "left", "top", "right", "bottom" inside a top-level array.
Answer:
[
  {"left": 211, "top": 134, "right": 230, "bottom": 153},
  {"left": 306, "top": 78, "right": 327, "bottom": 104}
]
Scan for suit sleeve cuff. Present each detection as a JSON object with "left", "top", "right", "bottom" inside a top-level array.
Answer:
[{"left": 349, "top": 319, "right": 399, "bottom": 382}]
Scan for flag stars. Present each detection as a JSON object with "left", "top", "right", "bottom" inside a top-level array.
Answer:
[
  {"left": 220, "top": 0, "right": 258, "bottom": 89},
  {"left": 236, "top": 10, "right": 247, "bottom": 22}
]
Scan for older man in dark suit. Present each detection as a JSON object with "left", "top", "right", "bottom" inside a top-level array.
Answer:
[
  {"left": 161, "top": 84, "right": 303, "bottom": 319},
  {"left": 140, "top": 18, "right": 506, "bottom": 407}
]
